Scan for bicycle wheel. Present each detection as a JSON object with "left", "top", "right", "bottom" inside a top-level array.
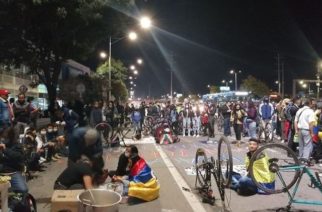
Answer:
[
  {"left": 218, "top": 136, "right": 233, "bottom": 187},
  {"left": 121, "top": 121, "right": 136, "bottom": 139},
  {"left": 95, "top": 122, "right": 113, "bottom": 146},
  {"left": 249, "top": 143, "right": 300, "bottom": 194},
  {"left": 265, "top": 122, "right": 274, "bottom": 142},
  {"left": 195, "top": 148, "right": 209, "bottom": 188}
]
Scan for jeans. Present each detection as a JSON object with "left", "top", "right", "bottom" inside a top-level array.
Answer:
[
  {"left": 233, "top": 124, "right": 242, "bottom": 141},
  {"left": 230, "top": 172, "right": 257, "bottom": 195},
  {"left": 182, "top": 117, "right": 191, "bottom": 135},
  {"left": 193, "top": 117, "right": 201, "bottom": 135},
  {"left": 223, "top": 117, "right": 231, "bottom": 136},
  {"left": 248, "top": 121, "right": 257, "bottom": 139},
  {"left": 298, "top": 129, "right": 313, "bottom": 159},
  {"left": 133, "top": 121, "right": 141, "bottom": 133},
  {"left": 10, "top": 172, "right": 28, "bottom": 193}
]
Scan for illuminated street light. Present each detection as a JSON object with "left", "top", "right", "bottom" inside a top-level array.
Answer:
[
  {"left": 133, "top": 70, "right": 138, "bottom": 75},
  {"left": 128, "top": 31, "right": 138, "bottom": 40},
  {"left": 129, "top": 76, "right": 133, "bottom": 80},
  {"left": 100, "top": 51, "right": 107, "bottom": 59},
  {"left": 130, "top": 81, "right": 133, "bottom": 84},
  {"left": 299, "top": 80, "right": 304, "bottom": 85},
  {"left": 130, "top": 65, "right": 136, "bottom": 70},
  {"left": 134, "top": 84, "right": 137, "bottom": 87},
  {"left": 140, "top": 16, "right": 152, "bottom": 29},
  {"left": 229, "top": 69, "right": 242, "bottom": 91},
  {"left": 302, "top": 84, "right": 307, "bottom": 88},
  {"left": 275, "top": 81, "right": 279, "bottom": 85},
  {"left": 137, "top": 59, "right": 143, "bottom": 64}
]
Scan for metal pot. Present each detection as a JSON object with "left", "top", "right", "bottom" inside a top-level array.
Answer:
[{"left": 78, "top": 189, "right": 122, "bottom": 212}]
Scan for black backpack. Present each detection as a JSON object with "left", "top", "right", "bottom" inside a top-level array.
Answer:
[{"left": 9, "top": 192, "right": 37, "bottom": 212}]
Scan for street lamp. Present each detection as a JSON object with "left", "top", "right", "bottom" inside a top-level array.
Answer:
[
  {"left": 230, "top": 70, "right": 242, "bottom": 91},
  {"left": 221, "top": 79, "right": 233, "bottom": 87},
  {"left": 128, "top": 31, "right": 138, "bottom": 40},
  {"left": 130, "top": 65, "right": 136, "bottom": 70},
  {"left": 133, "top": 70, "right": 138, "bottom": 75},
  {"left": 140, "top": 16, "right": 152, "bottom": 29},
  {"left": 137, "top": 58, "right": 143, "bottom": 64}
]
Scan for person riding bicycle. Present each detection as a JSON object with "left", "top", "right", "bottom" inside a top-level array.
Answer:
[{"left": 230, "top": 138, "right": 275, "bottom": 195}]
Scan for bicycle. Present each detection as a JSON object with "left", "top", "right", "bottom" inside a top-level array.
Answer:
[
  {"left": 194, "top": 136, "right": 233, "bottom": 208},
  {"left": 249, "top": 143, "right": 322, "bottom": 211},
  {"left": 95, "top": 121, "right": 135, "bottom": 148},
  {"left": 257, "top": 119, "right": 274, "bottom": 143}
]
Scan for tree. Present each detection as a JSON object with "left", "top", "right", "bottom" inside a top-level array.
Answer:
[
  {"left": 0, "top": 0, "right": 131, "bottom": 114},
  {"left": 209, "top": 85, "right": 220, "bottom": 93},
  {"left": 96, "top": 58, "right": 129, "bottom": 100},
  {"left": 240, "top": 75, "right": 270, "bottom": 97}
]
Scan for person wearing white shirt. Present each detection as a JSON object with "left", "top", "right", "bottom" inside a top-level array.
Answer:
[{"left": 294, "top": 99, "right": 316, "bottom": 160}]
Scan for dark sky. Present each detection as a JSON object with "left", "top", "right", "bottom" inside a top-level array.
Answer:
[{"left": 94, "top": 0, "right": 322, "bottom": 98}]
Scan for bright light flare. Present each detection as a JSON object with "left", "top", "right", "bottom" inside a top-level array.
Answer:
[
  {"left": 140, "top": 16, "right": 152, "bottom": 29},
  {"left": 128, "top": 31, "right": 138, "bottom": 40},
  {"left": 100, "top": 51, "right": 107, "bottom": 59},
  {"left": 137, "top": 59, "right": 143, "bottom": 64}
]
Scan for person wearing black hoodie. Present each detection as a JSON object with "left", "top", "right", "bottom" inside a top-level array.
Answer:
[{"left": 0, "top": 127, "right": 28, "bottom": 193}]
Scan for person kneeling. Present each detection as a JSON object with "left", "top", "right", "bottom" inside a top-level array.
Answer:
[
  {"left": 230, "top": 138, "right": 275, "bottom": 195},
  {"left": 54, "top": 154, "right": 108, "bottom": 190}
]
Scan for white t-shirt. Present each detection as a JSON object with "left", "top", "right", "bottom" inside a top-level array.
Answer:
[
  {"left": 294, "top": 106, "right": 315, "bottom": 130},
  {"left": 35, "top": 135, "right": 44, "bottom": 150}
]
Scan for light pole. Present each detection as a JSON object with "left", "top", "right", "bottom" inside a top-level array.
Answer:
[
  {"left": 222, "top": 79, "right": 233, "bottom": 87},
  {"left": 230, "top": 70, "right": 242, "bottom": 91},
  {"left": 317, "top": 61, "right": 322, "bottom": 98},
  {"left": 101, "top": 16, "right": 152, "bottom": 101}
]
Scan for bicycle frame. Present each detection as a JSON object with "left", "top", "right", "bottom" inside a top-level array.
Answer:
[{"left": 278, "top": 164, "right": 322, "bottom": 208}]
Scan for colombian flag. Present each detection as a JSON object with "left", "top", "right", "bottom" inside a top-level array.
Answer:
[{"left": 128, "top": 158, "right": 160, "bottom": 201}]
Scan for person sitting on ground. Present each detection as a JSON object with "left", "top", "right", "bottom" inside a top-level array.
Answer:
[
  {"left": 230, "top": 138, "right": 275, "bottom": 195},
  {"left": 54, "top": 154, "right": 108, "bottom": 190},
  {"left": 108, "top": 146, "right": 131, "bottom": 178},
  {"left": 112, "top": 145, "right": 160, "bottom": 202},
  {"left": 0, "top": 127, "right": 28, "bottom": 193}
]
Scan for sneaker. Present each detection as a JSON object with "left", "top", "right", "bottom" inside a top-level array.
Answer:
[
  {"left": 39, "top": 157, "right": 46, "bottom": 164},
  {"left": 54, "top": 154, "right": 62, "bottom": 159}
]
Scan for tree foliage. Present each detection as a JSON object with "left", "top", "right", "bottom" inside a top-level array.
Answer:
[
  {"left": 240, "top": 75, "right": 270, "bottom": 97},
  {"left": 96, "top": 58, "right": 129, "bottom": 101},
  {"left": 209, "top": 85, "right": 220, "bottom": 93},
  {"left": 0, "top": 0, "right": 131, "bottom": 111}
]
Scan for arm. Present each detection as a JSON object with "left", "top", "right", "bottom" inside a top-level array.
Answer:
[{"left": 83, "top": 175, "right": 93, "bottom": 189}]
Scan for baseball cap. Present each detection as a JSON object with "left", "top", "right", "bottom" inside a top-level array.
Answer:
[{"left": 0, "top": 89, "right": 10, "bottom": 96}]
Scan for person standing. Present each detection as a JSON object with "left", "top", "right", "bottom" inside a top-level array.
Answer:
[
  {"left": 286, "top": 98, "right": 301, "bottom": 153},
  {"left": 90, "top": 101, "right": 103, "bottom": 127},
  {"left": 246, "top": 101, "right": 257, "bottom": 139},
  {"left": 231, "top": 103, "right": 247, "bottom": 146},
  {"left": 13, "top": 93, "right": 36, "bottom": 133},
  {"left": 220, "top": 102, "right": 232, "bottom": 136},
  {"left": 0, "top": 89, "right": 13, "bottom": 136},
  {"left": 294, "top": 99, "right": 316, "bottom": 160}
]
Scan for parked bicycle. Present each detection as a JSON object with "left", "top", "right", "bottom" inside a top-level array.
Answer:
[
  {"left": 95, "top": 120, "right": 135, "bottom": 148},
  {"left": 257, "top": 119, "right": 274, "bottom": 143},
  {"left": 194, "top": 136, "right": 233, "bottom": 208},
  {"left": 249, "top": 143, "right": 322, "bottom": 211}
]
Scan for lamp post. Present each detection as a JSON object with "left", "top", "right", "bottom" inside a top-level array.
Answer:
[
  {"left": 317, "top": 61, "right": 322, "bottom": 98},
  {"left": 230, "top": 70, "right": 242, "bottom": 91},
  {"left": 222, "top": 79, "right": 233, "bottom": 87}
]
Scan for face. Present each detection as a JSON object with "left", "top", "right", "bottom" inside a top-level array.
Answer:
[
  {"left": 47, "top": 126, "right": 53, "bottom": 133},
  {"left": 248, "top": 141, "right": 259, "bottom": 152},
  {"left": 236, "top": 105, "right": 240, "bottom": 110},
  {"left": 125, "top": 147, "right": 131, "bottom": 157},
  {"left": 18, "top": 95, "right": 25, "bottom": 103}
]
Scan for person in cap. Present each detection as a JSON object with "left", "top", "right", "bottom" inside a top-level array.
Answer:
[
  {"left": 67, "top": 127, "right": 103, "bottom": 166},
  {"left": 230, "top": 138, "right": 275, "bottom": 195},
  {"left": 0, "top": 89, "right": 13, "bottom": 136}
]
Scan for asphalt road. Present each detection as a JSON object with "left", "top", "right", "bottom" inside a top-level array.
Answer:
[{"left": 28, "top": 134, "right": 322, "bottom": 212}]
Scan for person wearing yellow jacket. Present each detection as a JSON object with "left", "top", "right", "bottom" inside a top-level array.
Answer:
[
  {"left": 230, "top": 138, "right": 275, "bottom": 195},
  {"left": 112, "top": 145, "right": 160, "bottom": 202}
]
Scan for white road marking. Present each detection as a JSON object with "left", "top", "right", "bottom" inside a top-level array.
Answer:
[{"left": 154, "top": 143, "right": 207, "bottom": 212}]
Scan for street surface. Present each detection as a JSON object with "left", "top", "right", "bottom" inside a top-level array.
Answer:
[{"left": 29, "top": 133, "right": 322, "bottom": 212}]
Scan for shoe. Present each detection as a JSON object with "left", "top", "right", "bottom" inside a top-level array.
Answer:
[
  {"left": 54, "top": 154, "right": 62, "bottom": 159},
  {"left": 196, "top": 135, "right": 200, "bottom": 137},
  {"left": 51, "top": 157, "right": 58, "bottom": 162},
  {"left": 39, "top": 157, "right": 46, "bottom": 164}
]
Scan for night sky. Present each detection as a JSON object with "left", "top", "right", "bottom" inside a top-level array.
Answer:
[{"left": 90, "top": 0, "right": 322, "bottom": 98}]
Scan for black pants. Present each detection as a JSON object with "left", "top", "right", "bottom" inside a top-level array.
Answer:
[{"left": 234, "top": 124, "right": 242, "bottom": 141}]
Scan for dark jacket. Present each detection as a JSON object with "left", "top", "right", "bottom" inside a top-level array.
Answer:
[{"left": 0, "top": 142, "right": 25, "bottom": 173}]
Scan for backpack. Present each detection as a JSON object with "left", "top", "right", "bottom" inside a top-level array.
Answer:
[{"left": 9, "top": 193, "right": 37, "bottom": 212}]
